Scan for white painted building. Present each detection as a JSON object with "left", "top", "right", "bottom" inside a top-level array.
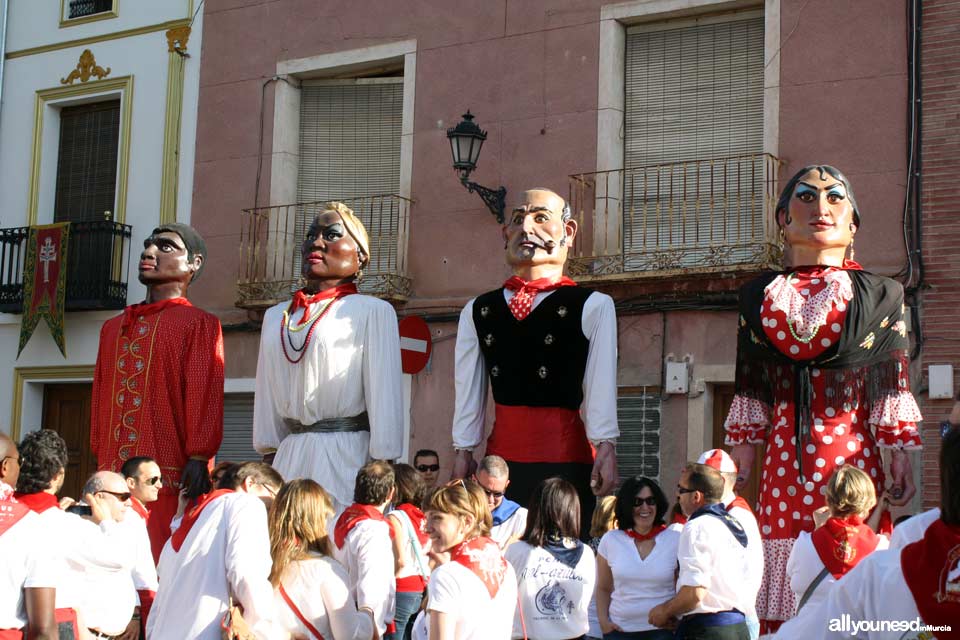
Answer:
[{"left": 0, "top": 0, "right": 203, "bottom": 492}]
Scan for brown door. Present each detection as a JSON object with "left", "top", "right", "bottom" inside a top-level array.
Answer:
[
  {"left": 712, "top": 384, "right": 763, "bottom": 510},
  {"left": 42, "top": 383, "right": 96, "bottom": 500}
]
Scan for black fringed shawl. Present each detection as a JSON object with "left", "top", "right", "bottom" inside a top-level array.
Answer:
[{"left": 734, "top": 269, "right": 909, "bottom": 481}]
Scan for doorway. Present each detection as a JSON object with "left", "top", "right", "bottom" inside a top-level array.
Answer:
[{"left": 42, "top": 383, "right": 96, "bottom": 500}]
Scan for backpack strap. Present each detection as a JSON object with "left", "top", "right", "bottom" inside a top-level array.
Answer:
[
  {"left": 797, "top": 566, "right": 831, "bottom": 613},
  {"left": 392, "top": 508, "right": 429, "bottom": 579},
  {"left": 279, "top": 583, "right": 325, "bottom": 640}
]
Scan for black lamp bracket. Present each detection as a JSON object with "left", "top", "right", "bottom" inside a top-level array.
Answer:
[{"left": 460, "top": 175, "right": 506, "bottom": 224}]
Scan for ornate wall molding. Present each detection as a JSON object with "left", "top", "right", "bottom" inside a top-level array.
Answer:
[
  {"left": 165, "top": 26, "right": 191, "bottom": 54},
  {"left": 60, "top": 49, "right": 111, "bottom": 85}
]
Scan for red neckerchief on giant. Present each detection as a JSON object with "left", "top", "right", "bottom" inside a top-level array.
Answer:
[
  {"left": 502, "top": 275, "right": 577, "bottom": 321},
  {"left": 121, "top": 297, "right": 192, "bottom": 331},
  {"left": 0, "top": 483, "right": 30, "bottom": 537},
  {"left": 170, "top": 488, "right": 233, "bottom": 552},
  {"left": 288, "top": 283, "right": 358, "bottom": 326},
  {"left": 13, "top": 491, "right": 59, "bottom": 513},
  {"left": 450, "top": 536, "right": 508, "bottom": 598},
  {"left": 395, "top": 503, "right": 429, "bottom": 546},
  {"left": 726, "top": 495, "right": 756, "bottom": 518},
  {"left": 625, "top": 523, "right": 666, "bottom": 542},
  {"left": 811, "top": 514, "right": 880, "bottom": 579},
  {"left": 130, "top": 496, "right": 150, "bottom": 521},
  {"left": 901, "top": 518, "right": 960, "bottom": 636},
  {"left": 334, "top": 503, "right": 384, "bottom": 550}
]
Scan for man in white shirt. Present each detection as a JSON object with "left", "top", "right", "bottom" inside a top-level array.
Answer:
[
  {"left": 333, "top": 460, "right": 396, "bottom": 638},
  {"left": 473, "top": 456, "right": 527, "bottom": 549},
  {"left": 451, "top": 188, "right": 619, "bottom": 538},
  {"left": 120, "top": 456, "right": 162, "bottom": 634},
  {"left": 147, "top": 462, "right": 282, "bottom": 640},
  {"left": 697, "top": 449, "right": 763, "bottom": 639},
  {"left": 649, "top": 463, "right": 751, "bottom": 639}
]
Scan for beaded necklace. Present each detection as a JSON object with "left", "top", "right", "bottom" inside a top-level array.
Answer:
[
  {"left": 783, "top": 272, "right": 823, "bottom": 344},
  {"left": 280, "top": 297, "right": 339, "bottom": 364}
]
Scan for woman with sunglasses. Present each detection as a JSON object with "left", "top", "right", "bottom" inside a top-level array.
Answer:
[
  {"left": 268, "top": 478, "right": 376, "bottom": 639},
  {"left": 411, "top": 480, "right": 517, "bottom": 640},
  {"left": 596, "top": 476, "right": 678, "bottom": 639}
]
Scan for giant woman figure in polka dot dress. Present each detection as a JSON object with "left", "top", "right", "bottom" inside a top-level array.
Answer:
[{"left": 724, "top": 165, "right": 922, "bottom": 631}]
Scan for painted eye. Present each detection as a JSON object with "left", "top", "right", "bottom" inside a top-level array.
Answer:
[
  {"left": 535, "top": 213, "right": 549, "bottom": 222},
  {"left": 796, "top": 191, "right": 815, "bottom": 203},
  {"left": 826, "top": 192, "right": 845, "bottom": 204}
]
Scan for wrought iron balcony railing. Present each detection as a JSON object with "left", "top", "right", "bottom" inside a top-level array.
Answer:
[
  {"left": 0, "top": 220, "right": 132, "bottom": 314},
  {"left": 68, "top": 0, "right": 113, "bottom": 19},
  {"left": 567, "top": 153, "right": 782, "bottom": 281},
  {"left": 237, "top": 194, "right": 412, "bottom": 310}
]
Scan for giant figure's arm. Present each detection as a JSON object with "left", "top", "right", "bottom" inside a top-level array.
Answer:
[
  {"left": 364, "top": 300, "right": 404, "bottom": 461},
  {"left": 451, "top": 299, "right": 485, "bottom": 478}
]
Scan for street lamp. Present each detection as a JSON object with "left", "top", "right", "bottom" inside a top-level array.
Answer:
[{"left": 446, "top": 111, "right": 506, "bottom": 223}]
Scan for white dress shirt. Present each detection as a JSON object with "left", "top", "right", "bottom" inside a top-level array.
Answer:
[
  {"left": 120, "top": 508, "right": 159, "bottom": 592},
  {"left": 332, "top": 518, "right": 395, "bottom": 636},
  {"left": 726, "top": 497, "right": 764, "bottom": 621},
  {"left": 147, "top": 492, "right": 277, "bottom": 640},
  {"left": 889, "top": 507, "right": 940, "bottom": 551},
  {"left": 490, "top": 507, "right": 528, "bottom": 549},
  {"left": 452, "top": 289, "right": 619, "bottom": 450},
  {"left": 253, "top": 294, "right": 404, "bottom": 510},
  {"left": 677, "top": 511, "right": 752, "bottom": 617},
  {"left": 0, "top": 508, "right": 57, "bottom": 630},
  {"left": 273, "top": 554, "right": 374, "bottom": 640}
]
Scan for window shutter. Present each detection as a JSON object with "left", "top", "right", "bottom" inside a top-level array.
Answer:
[
  {"left": 623, "top": 14, "right": 765, "bottom": 269},
  {"left": 217, "top": 393, "right": 260, "bottom": 464},
  {"left": 54, "top": 100, "right": 121, "bottom": 223},
  {"left": 616, "top": 388, "right": 662, "bottom": 483}
]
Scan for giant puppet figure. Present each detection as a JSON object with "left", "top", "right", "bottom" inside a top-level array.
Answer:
[
  {"left": 724, "top": 165, "right": 922, "bottom": 631},
  {"left": 253, "top": 202, "right": 403, "bottom": 513},
  {"left": 451, "top": 188, "right": 619, "bottom": 536},
  {"left": 91, "top": 223, "right": 224, "bottom": 562}
]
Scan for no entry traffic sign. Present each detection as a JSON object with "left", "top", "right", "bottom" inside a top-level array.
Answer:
[{"left": 399, "top": 316, "right": 432, "bottom": 374}]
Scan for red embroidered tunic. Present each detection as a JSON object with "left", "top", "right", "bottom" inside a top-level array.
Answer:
[
  {"left": 724, "top": 266, "right": 921, "bottom": 623},
  {"left": 91, "top": 298, "right": 224, "bottom": 493}
]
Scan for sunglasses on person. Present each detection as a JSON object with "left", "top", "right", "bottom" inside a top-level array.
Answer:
[
  {"left": 480, "top": 486, "right": 505, "bottom": 500},
  {"left": 98, "top": 490, "right": 132, "bottom": 501},
  {"left": 416, "top": 464, "right": 440, "bottom": 472},
  {"left": 677, "top": 485, "right": 696, "bottom": 495},
  {"left": 634, "top": 496, "right": 658, "bottom": 507},
  {"left": 144, "top": 476, "right": 162, "bottom": 486}
]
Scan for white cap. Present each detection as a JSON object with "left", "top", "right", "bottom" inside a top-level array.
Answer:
[{"left": 697, "top": 449, "right": 738, "bottom": 474}]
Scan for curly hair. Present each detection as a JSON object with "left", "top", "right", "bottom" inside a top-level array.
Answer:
[{"left": 16, "top": 429, "right": 68, "bottom": 495}]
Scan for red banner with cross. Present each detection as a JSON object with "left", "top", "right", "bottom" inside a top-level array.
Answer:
[{"left": 18, "top": 222, "right": 71, "bottom": 358}]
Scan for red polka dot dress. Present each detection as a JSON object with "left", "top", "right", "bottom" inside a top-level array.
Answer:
[{"left": 724, "top": 266, "right": 921, "bottom": 624}]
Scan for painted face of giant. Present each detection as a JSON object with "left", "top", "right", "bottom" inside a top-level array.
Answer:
[
  {"left": 503, "top": 189, "right": 577, "bottom": 269},
  {"left": 779, "top": 168, "right": 857, "bottom": 254},
  {"left": 301, "top": 210, "right": 361, "bottom": 283},
  {"left": 138, "top": 231, "right": 201, "bottom": 286}
]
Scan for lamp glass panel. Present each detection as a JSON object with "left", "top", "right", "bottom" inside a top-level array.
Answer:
[
  {"left": 468, "top": 137, "right": 484, "bottom": 165},
  {"left": 457, "top": 136, "right": 475, "bottom": 169},
  {"left": 449, "top": 136, "right": 462, "bottom": 164}
]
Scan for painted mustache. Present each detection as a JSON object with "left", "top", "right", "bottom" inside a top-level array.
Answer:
[{"left": 519, "top": 234, "right": 556, "bottom": 253}]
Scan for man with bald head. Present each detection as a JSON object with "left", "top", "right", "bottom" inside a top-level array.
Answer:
[
  {"left": 0, "top": 433, "right": 21, "bottom": 490},
  {"left": 452, "top": 188, "right": 619, "bottom": 536}
]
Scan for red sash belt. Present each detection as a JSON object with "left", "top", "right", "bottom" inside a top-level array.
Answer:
[{"left": 487, "top": 405, "right": 594, "bottom": 464}]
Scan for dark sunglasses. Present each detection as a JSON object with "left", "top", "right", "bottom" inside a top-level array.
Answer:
[
  {"left": 98, "top": 490, "right": 132, "bottom": 501},
  {"left": 416, "top": 464, "right": 440, "bottom": 473},
  {"left": 677, "top": 485, "right": 696, "bottom": 495},
  {"left": 480, "top": 486, "right": 505, "bottom": 500},
  {"left": 145, "top": 476, "right": 162, "bottom": 486},
  {"left": 634, "top": 496, "right": 658, "bottom": 507}
]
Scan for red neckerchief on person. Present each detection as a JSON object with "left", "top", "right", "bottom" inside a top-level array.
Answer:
[
  {"left": 288, "top": 283, "right": 358, "bottom": 326},
  {"left": 120, "top": 297, "right": 193, "bottom": 331},
  {"left": 450, "top": 536, "right": 508, "bottom": 599},
  {"left": 395, "top": 503, "right": 429, "bottom": 546},
  {"left": 130, "top": 496, "right": 150, "bottom": 521},
  {"left": 726, "top": 495, "right": 756, "bottom": 518},
  {"left": 170, "top": 489, "right": 233, "bottom": 552},
  {"left": 334, "top": 503, "right": 384, "bottom": 550},
  {"left": 503, "top": 275, "right": 577, "bottom": 321},
  {"left": 671, "top": 511, "right": 687, "bottom": 526},
  {"left": 625, "top": 523, "right": 666, "bottom": 542},
  {"left": 810, "top": 514, "right": 880, "bottom": 579},
  {"left": 13, "top": 491, "right": 59, "bottom": 513},
  {"left": 901, "top": 519, "right": 960, "bottom": 636},
  {"left": 0, "top": 484, "right": 30, "bottom": 537}
]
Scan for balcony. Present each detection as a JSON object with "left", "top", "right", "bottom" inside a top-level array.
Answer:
[
  {"left": 567, "top": 153, "right": 782, "bottom": 281},
  {"left": 67, "top": 0, "right": 113, "bottom": 19},
  {"left": 237, "top": 194, "right": 412, "bottom": 310},
  {"left": 0, "top": 220, "right": 132, "bottom": 314}
]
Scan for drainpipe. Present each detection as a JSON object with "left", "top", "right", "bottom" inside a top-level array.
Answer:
[{"left": 0, "top": 0, "right": 8, "bottom": 144}]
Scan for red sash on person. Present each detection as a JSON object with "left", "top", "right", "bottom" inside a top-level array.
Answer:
[
  {"left": 450, "top": 536, "right": 508, "bottom": 599},
  {"left": 0, "top": 500, "right": 30, "bottom": 537},
  {"left": 726, "top": 495, "right": 756, "bottom": 519},
  {"left": 13, "top": 491, "right": 59, "bottom": 513},
  {"left": 901, "top": 519, "right": 960, "bottom": 636},
  {"left": 334, "top": 503, "right": 384, "bottom": 550},
  {"left": 130, "top": 497, "right": 150, "bottom": 521},
  {"left": 487, "top": 405, "right": 594, "bottom": 464},
  {"left": 503, "top": 276, "right": 577, "bottom": 321},
  {"left": 170, "top": 489, "right": 233, "bottom": 552},
  {"left": 626, "top": 524, "right": 666, "bottom": 542},
  {"left": 811, "top": 515, "right": 880, "bottom": 579},
  {"left": 395, "top": 503, "right": 429, "bottom": 546},
  {"left": 120, "top": 296, "right": 193, "bottom": 331},
  {"left": 288, "top": 283, "right": 358, "bottom": 326}
]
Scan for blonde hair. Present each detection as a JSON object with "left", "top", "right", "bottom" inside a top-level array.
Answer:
[
  {"left": 322, "top": 201, "right": 370, "bottom": 270},
  {"left": 268, "top": 479, "right": 335, "bottom": 586},
  {"left": 825, "top": 464, "right": 877, "bottom": 518},
  {"left": 424, "top": 479, "right": 491, "bottom": 539},
  {"left": 590, "top": 494, "right": 618, "bottom": 539}
]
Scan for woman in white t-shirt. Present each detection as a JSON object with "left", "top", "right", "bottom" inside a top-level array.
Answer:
[
  {"left": 268, "top": 479, "right": 376, "bottom": 640},
  {"left": 412, "top": 480, "right": 517, "bottom": 640},
  {"left": 505, "top": 477, "right": 596, "bottom": 640},
  {"left": 386, "top": 463, "right": 431, "bottom": 640},
  {"left": 596, "top": 476, "right": 679, "bottom": 640}
]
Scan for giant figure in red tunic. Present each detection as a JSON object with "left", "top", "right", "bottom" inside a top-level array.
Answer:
[{"left": 91, "top": 223, "right": 224, "bottom": 563}]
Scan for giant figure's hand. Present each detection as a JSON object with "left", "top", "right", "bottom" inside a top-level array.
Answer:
[
  {"left": 591, "top": 441, "right": 618, "bottom": 496},
  {"left": 451, "top": 449, "right": 476, "bottom": 480},
  {"left": 730, "top": 444, "right": 757, "bottom": 492},
  {"left": 181, "top": 458, "right": 212, "bottom": 500},
  {"left": 888, "top": 448, "right": 916, "bottom": 506}
]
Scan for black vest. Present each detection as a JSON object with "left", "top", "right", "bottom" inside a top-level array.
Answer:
[{"left": 472, "top": 286, "right": 592, "bottom": 409}]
